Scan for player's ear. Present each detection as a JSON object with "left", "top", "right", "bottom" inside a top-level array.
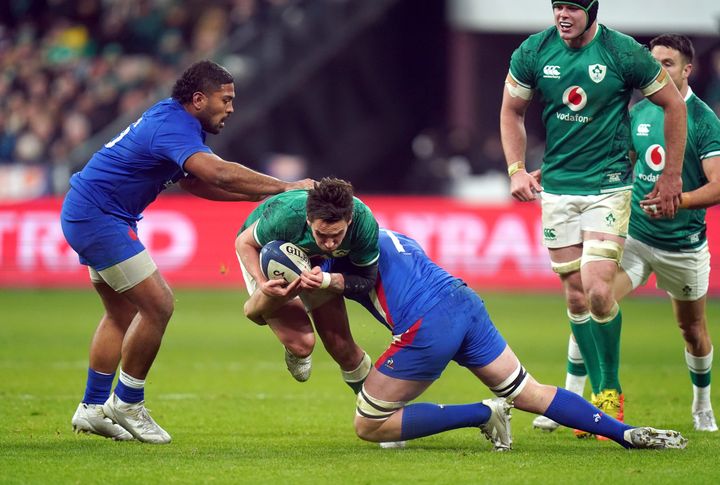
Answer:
[
  {"left": 683, "top": 62, "right": 693, "bottom": 80},
  {"left": 191, "top": 91, "right": 206, "bottom": 110}
]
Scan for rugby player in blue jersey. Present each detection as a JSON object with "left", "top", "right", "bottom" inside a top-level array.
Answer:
[
  {"left": 346, "top": 229, "right": 687, "bottom": 450},
  {"left": 61, "top": 60, "right": 313, "bottom": 444}
]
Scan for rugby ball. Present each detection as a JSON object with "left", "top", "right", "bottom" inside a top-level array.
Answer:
[{"left": 260, "top": 240, "right": 311, "bottom": 283}]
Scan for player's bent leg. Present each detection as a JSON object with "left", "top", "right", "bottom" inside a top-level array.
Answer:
[
  {"left": 552, "top": 248, "right": 603, "bottom": 396},
  {"left": 509, "top": 375, "right": 687, "bottom": 449},
  {"left": 117, "top": 271, "right": 175, "bottom": 379},
  {"left": 99, "top": 268, "right": 174, "bottom": 443},
  {"left": 89, "top": 278, "right": 138, "bottom": 373},
  {"left": 265, "top": 299, "right": 316, "bottom": 382},
  {"left": 73, "top": 280, "right": 138, "bottom": 440},
  {"left": 354, "top": 369, "right": 426, "bottom": 443},
  {"left": 672, "top": 297, "right": 717, "bottom": 432},
  {"left": 72, "top": 263, "right": 147, "bottom": 441},
  {"left": 582, "top": 241, "right": 625, "bottom": 436},
  {"left": 311, "top": 294, "right": 367, "bottom": 388},
  {"left": 356, "top": 368, "right": 510, "bottom": 450},
  {"left": 474, "top": 346, "right": 646, "bottom": 448}
]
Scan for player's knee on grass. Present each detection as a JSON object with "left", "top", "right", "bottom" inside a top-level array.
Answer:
[{"left": 354, "top": 386, "right": 405, "bottom": 442}]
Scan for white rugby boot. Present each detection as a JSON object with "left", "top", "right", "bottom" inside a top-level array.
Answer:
[
  {"left": 692, "top": 409, "right": 718, "bottom": 432},
  {"left": 623, "top": 427, "right": 687, "bottom": 449},
  {"left": 103, "top": 394, "right": 171, "bottom": 444},
  {"left": 71, "top": 402, "right": 133, "bottom": 441},
  {"left": 479, "top": 398, "right": 513, "bottom": 451},
  {"left": 379, "top": 441, "right": 407, "bottom": 449},
  {"left": 285, "top": 348, "right": 312, "bottom": 382},
  {"left": 532, "top": 415, "right": 560, "bottom": 432}
]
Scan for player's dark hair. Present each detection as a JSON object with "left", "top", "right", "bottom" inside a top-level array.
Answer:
[
  {"left": 649, "top": 34, "right": 695, "bottom": 65},
  {"left": 306, "top": 178, "right": 354, "bottom": 223},
  {"left": 171, "top": 60, "right": 234, "bottom": 104}
]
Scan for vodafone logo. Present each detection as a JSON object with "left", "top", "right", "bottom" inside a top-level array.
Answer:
[
  {"left": 644, "top": 144, "right": 665, "bottom": 171},
  {"left": 562, "top": 86, "right": 587, "bottom": 112}
]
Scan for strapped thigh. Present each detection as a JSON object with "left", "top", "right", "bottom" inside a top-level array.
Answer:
[
  {"left": 356, "top": 385, "right": 406, "bottom": 420},
  {"left": 581, "top": 239, "right": 623, "bottom": 267},
  {"left": 489, "top": 363, "right": 529, "bottom": 401}
]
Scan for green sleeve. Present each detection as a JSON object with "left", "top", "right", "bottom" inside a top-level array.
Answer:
[
  {"left": 348, "top": 203, "right": 379, "bottom": 267},
  {"left": 509, "top": 37, "right": 538, "bottom": 87},
  {"left": 617, "top": 37, "right": 662, "bottom": 91},
  {"left": 696, "top": 105, "right": 720, "bottom": 160}
]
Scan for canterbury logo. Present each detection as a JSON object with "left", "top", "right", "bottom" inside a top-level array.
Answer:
[
  {"left": 637, "top": 123, "right": 651, "bottom": 136},
  {"left": 543, "top": 65, "right": 561, "bottom": 78}
]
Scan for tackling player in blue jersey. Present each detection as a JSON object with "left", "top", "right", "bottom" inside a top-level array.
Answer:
[
  {"left": 61, "top": 60, "right": 312, "bottom": 444},
  {"left": 345, "top": 229, "right": 687, "bottom": 450}
]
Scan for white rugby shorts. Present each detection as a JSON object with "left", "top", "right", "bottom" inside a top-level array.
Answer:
[
  {"left": 621, "top": 236, "right": 710, "bottom": 301},
  {"left": 541, "top": 190, "right": 631, "bottom": 248}
]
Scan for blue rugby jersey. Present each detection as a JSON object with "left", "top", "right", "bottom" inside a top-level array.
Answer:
[
  {"left": 356, "top": 229, "right": 465, "bottom": 334},
  {"left": 69, "top": 98, "right": 213, "bottom": 221}
]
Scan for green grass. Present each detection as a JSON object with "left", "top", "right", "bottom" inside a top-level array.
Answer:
[{"left": 1, "top": 289, "right": 719, "bottom": 484}]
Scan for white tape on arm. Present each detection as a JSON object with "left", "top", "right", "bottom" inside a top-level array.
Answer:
[
  {"left": 320, "top": 272, "right": 332, "bottom": 289},
  {"left": 505, "top": 73, "right": 534, "bottom": 101}
]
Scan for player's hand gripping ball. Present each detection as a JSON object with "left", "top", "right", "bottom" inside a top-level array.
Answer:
[{"left": 260, "top": 240, "right": 311, "bottom": 283}]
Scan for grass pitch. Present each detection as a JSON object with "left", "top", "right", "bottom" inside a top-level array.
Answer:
[{"left": 1, "top": 289, "right": 719, "bottom": 484}]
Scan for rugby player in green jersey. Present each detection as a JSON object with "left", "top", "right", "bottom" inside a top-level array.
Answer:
[
  {"left": 548, "top": 35, "right": 719, "bottom": 433},
  {"left": 235, "top": 178, "right": 379, "bottom": 392},
  {"left": 500, "top": 0, "right": 687, "bottom": 436}
]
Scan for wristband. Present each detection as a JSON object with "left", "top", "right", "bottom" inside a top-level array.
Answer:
[
  {"left": 320, "top": 272, "right": 332, "bottom": 289},
  {"left": 508, "top": 161, "right": 526, "bottom": 177},
  {"left": 680, "top": 192, "right": 691, "bottom": 209}
]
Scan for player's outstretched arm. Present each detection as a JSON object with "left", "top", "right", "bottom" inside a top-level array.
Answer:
[
  {"left": 178, "top": 176, "right": 267, "bottom": 201},
  {"left": 184, "top": 151, "right": 314, "bottom": 197},
  {"left": 645, "top": 81, "right": 687, "bottom": 218}
]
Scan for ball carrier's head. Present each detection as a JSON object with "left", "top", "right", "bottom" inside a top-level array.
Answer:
[{"left": 552, "top": 0, "right": 598, "bottom": 37}]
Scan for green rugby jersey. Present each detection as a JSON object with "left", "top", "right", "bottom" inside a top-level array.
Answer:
[
  {"left": 629, "top": 89, "right": 720, "bottom": 251},
  {"left": 240, "top": 190, "right": 379, "bottom": 266},
  {"left": 509, "top": 25, "right": 665, "bottom": 195}
]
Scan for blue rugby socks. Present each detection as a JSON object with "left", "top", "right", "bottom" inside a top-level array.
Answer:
[
  {"left": 543, "top": 388, "right": 632, "bottom": 447},
  {"left": 114, "top": 369, "right": 146, "bottom": 403},
  {"left": 82, "top": 368, "right": 115, "bottom": 404},
  {"left": 400, "top": 402, "right": 491, "bottom": 440}
]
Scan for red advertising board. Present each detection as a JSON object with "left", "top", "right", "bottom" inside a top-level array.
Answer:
[{"left": 1, "top": 196, "right": 718, "bottom": 293}]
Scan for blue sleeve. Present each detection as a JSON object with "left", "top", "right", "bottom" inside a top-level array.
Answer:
[{"left": 151, "top": 117, "right": 213, "bottom": 169}]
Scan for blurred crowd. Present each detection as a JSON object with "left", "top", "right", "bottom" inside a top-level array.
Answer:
[
  {"left": 1, "top": 1, "right": 719, "bottom": 198},
  {"left": 0, "top": 0, "right": 291, "bottom": 170}
]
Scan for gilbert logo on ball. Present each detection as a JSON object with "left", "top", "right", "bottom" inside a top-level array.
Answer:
[{"left": 260, "top": 240, "right": 311, "bottom": 283}]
